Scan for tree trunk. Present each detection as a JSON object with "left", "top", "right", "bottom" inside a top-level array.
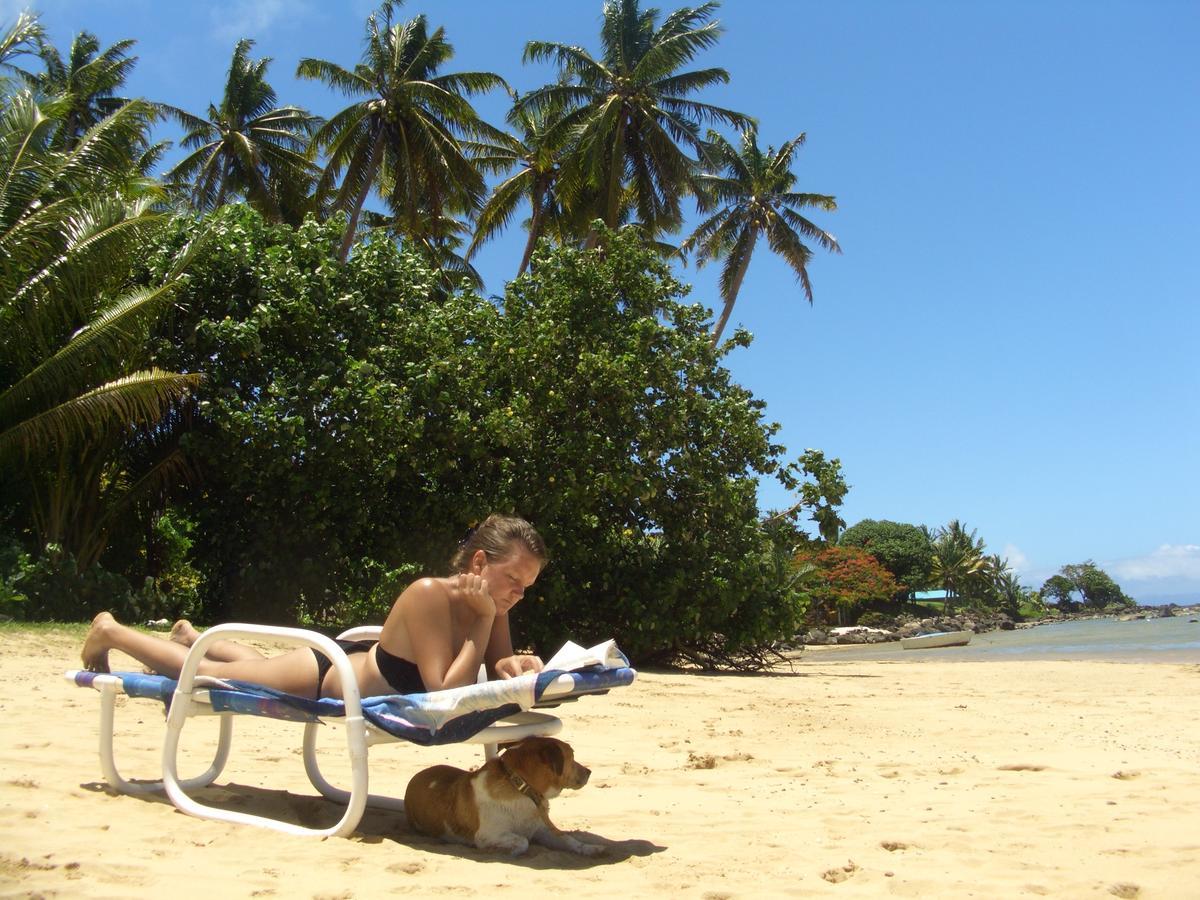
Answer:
[
  {"left": 603, "top": 116, "right": 627, "bottom": 229},
  {"left": 517, "top": 189, "right": 547, "bottom": 277},
  {"left": 338, "top": 130, "right": 385, "bottom": 263},
  {"left": 710, "top": 229, "right": 757, "bottom": 345}
]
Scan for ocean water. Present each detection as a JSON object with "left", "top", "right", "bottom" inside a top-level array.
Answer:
[{"left": 808, "top": 613, "right": 1200, "bottom": 664}]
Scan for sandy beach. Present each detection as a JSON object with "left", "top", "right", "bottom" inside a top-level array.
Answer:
[{"left": 2, "top": 627, "right": 1198, "bottom": 899}]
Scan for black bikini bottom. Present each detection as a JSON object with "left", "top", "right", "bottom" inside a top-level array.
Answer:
[{"left": 310, "top": 640, "right": 426, "bottom": 698}]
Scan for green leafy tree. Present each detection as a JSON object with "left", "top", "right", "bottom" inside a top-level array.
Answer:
[
  {"left": 520, "top": 0, "right": 750, "bottom": 239},
  {"left": 840, "top": 519, "right": 933, "bottom": 598},
  {"left": 0, "top": 92, "right": 200, "bottom": 571},
  {"left": 682, "top": 127, "right": 840, "bottom": 343},
  {"left": 1041, "top": 574, "right": 1077, "bottom": 610},
  {"left": 148, "top": 211, "right": 805, "bottom": 665},
  {"left": 798, "top": 449, "right": 848, "bottom": 543},
  {"left": 771, "top": 449, "right": 848, "bottom": 544},
  {"left": 166, "top": 39, "right": 319, "bottom": 224},
  {"left": 297, "top": 1, "right": 505, "bottom": 261},
  {"left": 1045, "top": 562, "right": 1134, "bottom": 610}
]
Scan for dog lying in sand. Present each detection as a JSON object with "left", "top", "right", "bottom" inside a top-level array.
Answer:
[{"left": 404, "top": 737, "right": 604, "bottom": 856}]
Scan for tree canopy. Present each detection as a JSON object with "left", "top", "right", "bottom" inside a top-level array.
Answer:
[
  {"left": 840, "top": 519, "right": 933, "bottom": 597},
  {"left": 1041, "top": 562, "right": 1133, "bottom": 611}
]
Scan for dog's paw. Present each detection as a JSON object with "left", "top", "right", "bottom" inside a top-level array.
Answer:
[
  {"left": 479, "top": 834, "right": 529, "bottom": 856},
  {"left": 571, "top": 840, "right": 606, "bottom": 858}
]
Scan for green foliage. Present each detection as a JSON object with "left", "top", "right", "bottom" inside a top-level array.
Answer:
[
  {"left": 1041, "top": 574, "right": 1076, "bottom": 609},
  {"left": 164, "top": 39, "right": 320, "bottom": 223},
  {"left": 520, "top": 0, "right": 751, "bottom": 237},
  {"left": 0, "top": 541, "right": 188, "bottom": 622},
  {"left": 145, "top": 209, "right": 804, "bottom": 663},
  {"left": 683, "top": 127, "right": 840, "bottom": 342},
  {"left": 789, "top": 449, "right": 848, "bottom": 544},
  {"left": 0, "top": 535, "right": 32, "bottom": 618},
  {"left": 297, "top": 1, "right": 506, "bottom": 260},
  {"left": 483, "top": 227, "right": 807, "bottom": 664},
  {"left": 0, "top": 89, "right": 200, "bottom": 587},
  {"left": 1042, "top": 562, "right": 1133, "bottom": 611},
  {"left": 929, "top": 520, "right": 988, "bottom": 613},
  {"left": 840, "top": 519, "right": 933, "bottom": 597}
]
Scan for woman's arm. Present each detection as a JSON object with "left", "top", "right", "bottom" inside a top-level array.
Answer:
[{"left": 485, "top": 614, "right": 544, "bottom": 679}]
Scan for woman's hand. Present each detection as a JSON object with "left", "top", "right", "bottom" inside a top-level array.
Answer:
[
  {"left": 494, "top": 653, "right": 544, "bottom": 679},
  {"left": 457, "top": 573, "right": 496, "bottom": 618}
]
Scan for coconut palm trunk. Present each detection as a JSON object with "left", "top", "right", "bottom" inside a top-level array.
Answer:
[
  {"left": 517, "top": 187, "right": 547, "bottom": 276},
  {"left": 338, "top": 130, "right": 385, "bottom": 263},
  {"left": 711, "top": 229, "right": 756, "bottom": 345}
]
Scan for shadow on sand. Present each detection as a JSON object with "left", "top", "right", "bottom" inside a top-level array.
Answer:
[{"left": 80, "top": 779, "right": 666, "bottom": 867}]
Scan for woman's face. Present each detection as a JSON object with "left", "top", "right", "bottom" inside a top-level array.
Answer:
[{"left": 474, "top": 547, "right": 542, "bottom": 615}]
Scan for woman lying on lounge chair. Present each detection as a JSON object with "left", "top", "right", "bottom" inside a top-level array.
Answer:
[{"left": 81, "top": 514, "right": 547, "bottom": 699}]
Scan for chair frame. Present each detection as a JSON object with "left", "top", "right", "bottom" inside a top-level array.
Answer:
[{"left": 69, "top": 623, "right": 588, "bottom": 838}]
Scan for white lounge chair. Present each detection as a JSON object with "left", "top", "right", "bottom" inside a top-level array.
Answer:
[{"left": 67, "top": 623, "right": 635, "bottom": 838}]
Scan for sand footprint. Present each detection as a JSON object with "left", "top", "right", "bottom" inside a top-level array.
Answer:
[
  {"left": 821, "top": 860, "right": 859, "bottom": 883},
  {"left": 686, "top": 751, "right": 717, "bottom": 769},
  {"left": 880, "top": 841, "right": 909, "bottom": 852},
  {"left": 997, "top": 763, "right": 1046, "bottom": 772},
  {"left": 1109, "top": 883, "right": 1140, "bottom": 898}
]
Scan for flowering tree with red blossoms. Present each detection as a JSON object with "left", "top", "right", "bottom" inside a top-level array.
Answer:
[{"left": 795, "top": 545, "right": 900, "bottom": 624}]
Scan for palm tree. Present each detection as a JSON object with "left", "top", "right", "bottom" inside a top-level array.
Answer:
[
  {"left": 0, "top": 12, "right": 43, "bottom": 92},
  {"left": 165, "top": 39, "right": 319, "bottom": 224},
  {"left": 682, "top": 128, "right": 840, "bottom": 344},
  {"left": 929, "top": 520, "right": 987, "bottom": 614},
  {"left": 520, "top": 0, "right": 750, "bottom": 239},
  {"left": 0, "top": 92, "right": 200, "bottom": 566},
  {"left": 28, "top": 30, "right": 139, "bottom": 149},
  {"left": 467, "top": 90, "right": 571, "bottom": 276},
  {"left": 297, "top": 1, "right": 505, "bottom": 262}
]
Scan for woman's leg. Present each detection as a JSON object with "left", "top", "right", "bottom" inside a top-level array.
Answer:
[
  {"left": 169, "top": 619, "right": 265, "bottom": 662},
  {"left": 82, "top": 613, "right": 323, "bottom": 697}
]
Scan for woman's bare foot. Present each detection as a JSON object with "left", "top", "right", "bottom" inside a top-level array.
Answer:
[
  {"left": 81, "top": 612, "right": 115, "bottom": 673},
  {"left": 169, "top": 619, "right": 200, "bottom": 647}
]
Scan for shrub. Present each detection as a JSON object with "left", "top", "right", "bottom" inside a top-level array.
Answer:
[{"left": 144, "top": 209, "right": 807, "bottom": 664}]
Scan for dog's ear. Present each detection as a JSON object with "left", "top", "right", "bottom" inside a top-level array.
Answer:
[{"left": 539, "top": 741, "right": 566, "bottom": 776}]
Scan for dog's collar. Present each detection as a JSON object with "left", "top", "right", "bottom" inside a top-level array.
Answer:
[{"left": 497, "top": 757, "right": 547, "bottom": 810}]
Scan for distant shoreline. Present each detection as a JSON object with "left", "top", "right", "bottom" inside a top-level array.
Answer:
[{"left": 800, "top": 612, "right": 1200, "bottom": 665}]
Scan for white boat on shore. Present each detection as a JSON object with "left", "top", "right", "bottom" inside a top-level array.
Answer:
[{"left": 900, "top": 630, "right": 973, "bottom": 650}]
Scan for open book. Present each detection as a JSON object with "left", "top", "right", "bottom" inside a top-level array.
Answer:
[{"left": 543, "top": 639, "right": 629, "bottom": 672}]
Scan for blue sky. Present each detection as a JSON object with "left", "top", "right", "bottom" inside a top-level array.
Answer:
[{"left": 9, "top": 0, "right": 1198, "bottom": 602}]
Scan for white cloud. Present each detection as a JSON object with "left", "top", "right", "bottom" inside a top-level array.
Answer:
[
  {"left": 209, "top": 0, "right": 302, "bottom": 42},
  {"left": 1109, "top": 544, "right": 1200, "bottom": 582},
  {"left": 1002, "top": 543, "right": 1030, "bottom": 574}
]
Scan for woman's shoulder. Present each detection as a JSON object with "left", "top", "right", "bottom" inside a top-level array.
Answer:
[{"left": 401, "top": 576, "right": 453, "bottom": 606}]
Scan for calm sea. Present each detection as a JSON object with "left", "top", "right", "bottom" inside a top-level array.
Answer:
[{"left": 809, "top": 613, "right": 1200, "bottom": 664}]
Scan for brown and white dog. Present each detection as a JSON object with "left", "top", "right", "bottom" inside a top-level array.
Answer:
[{"left": 403, "top": 737, "right": 604, "bottom": 856}]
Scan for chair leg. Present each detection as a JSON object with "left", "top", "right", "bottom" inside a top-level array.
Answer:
[
  {"left": 160, "top": 689, "right": 368, "bottom": 837},
  {"left": 302, "top": 720, "right": 405, "bottom": 814},
  {"left": 96, "top": 680, "right": 231, "bottom": 794}
]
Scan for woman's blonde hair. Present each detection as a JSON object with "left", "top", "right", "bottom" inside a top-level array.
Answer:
[{"left": 450, "top": 514, "right": 548, "bottom": 572}]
